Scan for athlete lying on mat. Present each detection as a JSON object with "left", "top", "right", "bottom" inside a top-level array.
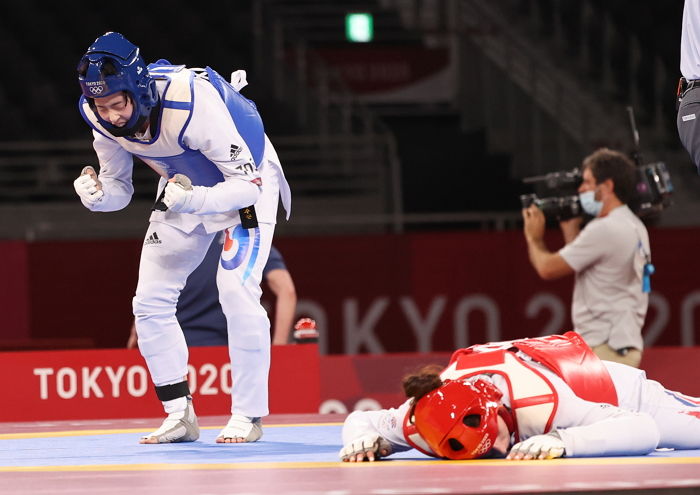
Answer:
[{"left": 339, "top": 332, "right": 700, "bottom": 461}]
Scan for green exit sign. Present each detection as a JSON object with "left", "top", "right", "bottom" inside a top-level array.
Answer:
[{"left": 345, "top": 13, "right": 374, "bottom": 42}]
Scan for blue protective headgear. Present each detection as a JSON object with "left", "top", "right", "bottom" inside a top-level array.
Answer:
[{"left": 77, "top": 32, "right": 158, "bottom": 137}]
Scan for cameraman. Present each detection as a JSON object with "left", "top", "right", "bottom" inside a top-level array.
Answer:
[{"left": 522, "top": 148, "right": 651, "bottom": 368}]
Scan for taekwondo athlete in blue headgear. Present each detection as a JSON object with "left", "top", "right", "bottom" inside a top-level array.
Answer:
[{"left": 73, "top": 32, "right": 291, "bottom": 446}]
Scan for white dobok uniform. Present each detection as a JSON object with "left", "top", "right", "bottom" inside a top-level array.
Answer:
[
  {"left": 78, "top": 65, "right": 291, "bottom": 417},
  {"left": 343, "top": 339, "right": 700, "bottom": 458}
]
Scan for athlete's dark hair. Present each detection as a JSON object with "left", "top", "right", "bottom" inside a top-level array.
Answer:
[{"left": 402, "top": 364, "right": 443, "bottom": 403}]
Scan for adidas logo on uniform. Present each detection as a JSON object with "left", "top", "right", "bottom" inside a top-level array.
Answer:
[
  {"left": 230, "top": 144, "right": 242, "bottom": 160},
  {"left": 144, "top": 232, "right": 162, "bottom": 246}
]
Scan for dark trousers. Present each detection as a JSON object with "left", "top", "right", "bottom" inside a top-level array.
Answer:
[{"left": 677, "top": 86, "right": 700, "bottom": 174}]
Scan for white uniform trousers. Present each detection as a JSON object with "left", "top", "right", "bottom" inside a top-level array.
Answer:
[
  {"left": 133, "top": 220, "right": 274, "bottom": 418},
  {"left": 606, "top": 360, "right": 700, "bottom": 450}
]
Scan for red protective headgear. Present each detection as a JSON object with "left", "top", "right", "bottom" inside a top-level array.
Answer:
[{"left": 413, "top": 378, "right": 511, "bottom": 459}]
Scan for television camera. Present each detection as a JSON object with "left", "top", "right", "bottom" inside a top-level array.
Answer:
[{"left": 519, "top": 107, "right": 673, "bottom": 221}]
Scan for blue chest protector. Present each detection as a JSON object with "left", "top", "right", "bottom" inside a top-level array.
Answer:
[
  {"left": 203, "top": 66, "right": 265, "bottom": 168},
  {"left": 147, "top": 62, "right": 265, "bottom": 184}
]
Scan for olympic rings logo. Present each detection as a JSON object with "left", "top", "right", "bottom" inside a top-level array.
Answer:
[
  {"left": 474, "top": 436, "right": 492, "bottom": 456},
  {"left": 89, "top": 86, "right": 104, "bottom": 95}
]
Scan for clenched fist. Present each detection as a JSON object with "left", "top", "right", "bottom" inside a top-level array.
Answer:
[
  {"left": 74, "top": 166, "right": 103, "bottom": 205},
  {"left": 163, "top": 174, "right": 196, "bottom": 213}
]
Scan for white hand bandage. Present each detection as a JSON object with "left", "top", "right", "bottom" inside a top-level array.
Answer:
[
  {"left": 163, "top": 174, "right": 201, "bottom": 214},
  {"left": 507, "top": 431, "right": 565, "bottom": 460},
  {"left": 73, "top": 167, "right": 103, "bottom": 205},
  {"left": 339, "top": 434, "right": 392, "bottom": 462}
]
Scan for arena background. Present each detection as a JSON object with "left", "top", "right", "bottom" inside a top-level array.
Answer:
[
  {"left": 2, "top": 2, "right": 700, "bottom": 494},
  {"left": 1, "top": 0, "right": 696, "bottom": 352}
]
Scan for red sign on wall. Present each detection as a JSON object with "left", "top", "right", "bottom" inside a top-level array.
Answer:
[
  {"left": 316, "top": 348, "right": 700, "bottom": 414},
  {"left": 275, "top": 229, "right": 700, "bottom": 354},
  {"left": 313, "top": 46, "right": 454, "bottom": 103},
  {"left": 3, "top": 343, "right": 698, "bottom": 421},
  {"left": 1, "top": 344, "right": 320, "bottom": 422},
  {"left": 0, "top": 241, "right": 30, "bottom": 340}
]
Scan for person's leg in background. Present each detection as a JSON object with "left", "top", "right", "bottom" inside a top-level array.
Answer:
[{"left": 677, "top": 85, "right": 700, "bottom": 173}]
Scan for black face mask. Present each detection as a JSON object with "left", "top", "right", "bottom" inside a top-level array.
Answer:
[
  {"left": 143, "top": 100, "right": 162, "bottom": 137},
  {"left": 89, "top": 94, "right": 160, "bottom": 138},
  {"left": 105, "top": 113, "right": 149, "bottom": 137}
]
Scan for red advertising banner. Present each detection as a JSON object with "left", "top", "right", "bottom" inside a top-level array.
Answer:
[
  {"left": 2, "top": 227, "right": 700, "bottom": 354},
  {"left": 0, "top": 344, "right": 320, "bottom": 422},
  {"left": 5, "top": 344, "right": 695, "bottom": 421}
]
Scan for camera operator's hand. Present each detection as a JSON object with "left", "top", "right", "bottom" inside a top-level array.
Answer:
[
  {"left": 522, "top": 205, "right": 575, "bottom": 281},
  {"left": 559, "top": 217, "right": 583, "bottom": 245},
  {"left": 522, "top": 205, "right": 546, "bottom": 243}
]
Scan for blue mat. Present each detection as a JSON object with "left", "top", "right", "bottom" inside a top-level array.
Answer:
[
  {"left": 1, "top": 424, "right": 697, "bottom": 467},
  {"left": 0, "top": 425, "right": 431, "bottom": 467}
]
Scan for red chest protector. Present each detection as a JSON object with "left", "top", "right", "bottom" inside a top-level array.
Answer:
[
  {"left": 451, "top": 331, "right": 618, "bottom": 406},
  {"left": 510, "top": 332, "right": 618, "bottom": 405}
]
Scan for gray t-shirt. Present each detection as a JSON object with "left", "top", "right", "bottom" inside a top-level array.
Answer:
[{"left": 559, "top": 205, "right": 650, "bottom": 351}]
